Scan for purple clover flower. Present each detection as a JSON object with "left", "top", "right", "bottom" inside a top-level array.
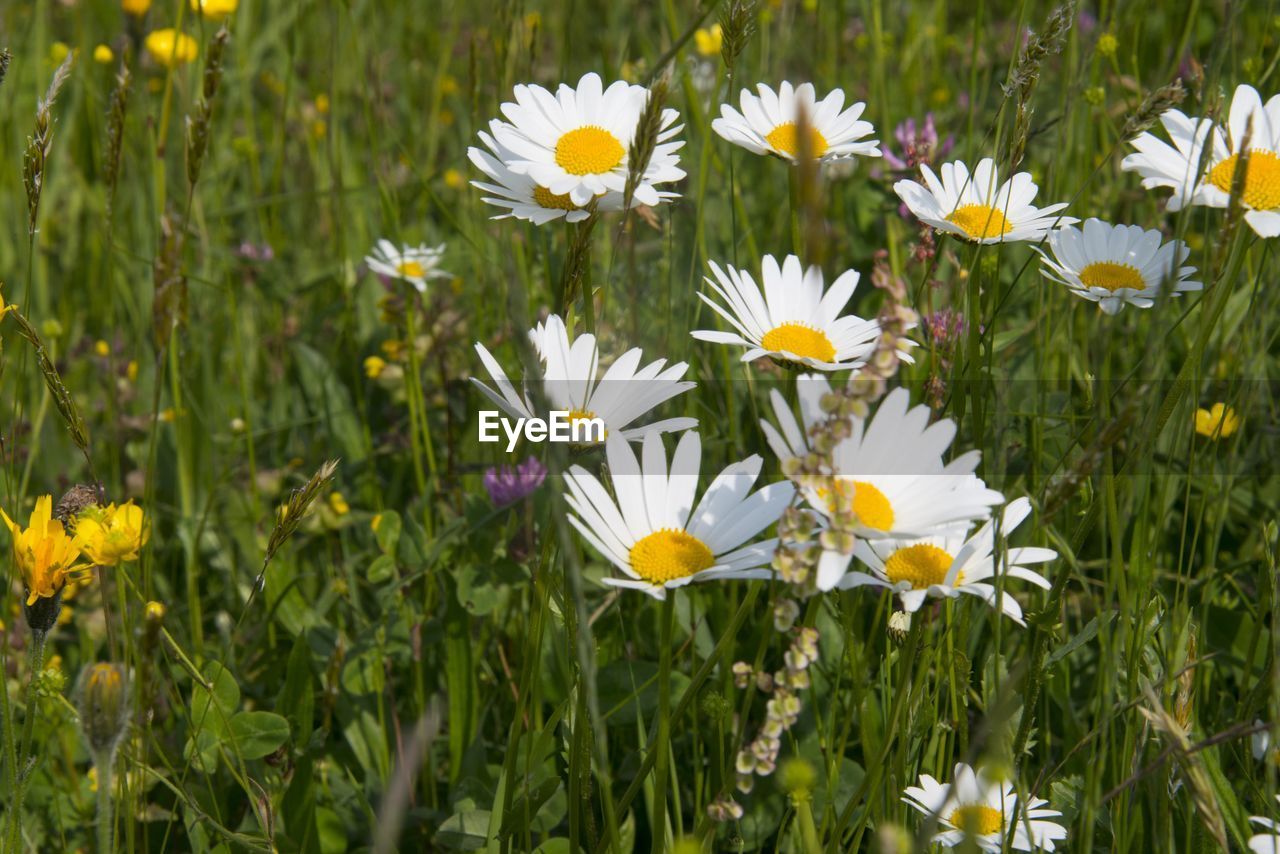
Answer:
[
  {"left": 882, "top": 113, "right": 954, "bottom": 172},
  {"left": 484, "top": 456, "right": 547, "bottom": 506}
]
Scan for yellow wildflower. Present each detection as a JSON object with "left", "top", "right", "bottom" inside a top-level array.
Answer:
[
  {"left": 144, "top": 29, "right": 198, "bottom": 69},
  {"left": 328, "top": 492, "right": 350, "bottom": 516},
  {"left": 1194, "top": 403, "right": 1240, "bottom": 440},
  {"left": 95, "top": 340, "right": 111, "bottom": 357},
  {"left": 94, "top": 44, "right": 115, "bottom": 64},
  {"left": 50, "top": 42, "right": 72, "bottom": 64},
  {"left": 314, "top": 93, "right": 330, "bottom": 114},
  {"left": 694, "top": 24, "right": 723, "bottom": 57},
  {"left": 0, "top": 496, "right": 88, "bottom": 606},
  {"left": 364, "top": 355, "right": 387, "bottom": 378},
  {"left": 443, "top": 168, "right": 466, "bottom": 189},
  {"left": 122, "top": 0, "right": 152, "bottom": 16},
  {"left": 76, "top": 502, "right": 149, "bottom": 566},
  {"left": 190, "top": 0, "right": 237, "bottom": 19}
]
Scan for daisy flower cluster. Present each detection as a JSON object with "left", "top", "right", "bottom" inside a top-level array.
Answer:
[{"left": 378, "top": 63, "right": 1275, "bottom": 852}]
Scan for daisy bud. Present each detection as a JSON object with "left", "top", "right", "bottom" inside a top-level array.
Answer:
[
  {"left": 887, "top": 611, "right": 912, "bottom": 645},
  {"left": 78, "top": 662, "right": 129, "bottom": 757}
]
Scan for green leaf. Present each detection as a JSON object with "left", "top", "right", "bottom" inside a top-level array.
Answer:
[
  {"left": 434, "top": 808, "right": 491, "bottom": 850},
  {"left": 279, "top": 632, "right": 316, "bottom": 748},
  {"left": 374, "top": 510, "right": 401, "bottom": 554},
  {"left": 291, "top": 342, "right": 367, "bottom": 463},
  {"left": 367, "top": 553, "right": 398, "bottom": 585},
  {"left": 192, "top": 661, "right": 240, "bottom": 736},
  {"left": 1046, "top": 612, "right": 1116, "bottom": 668},
  {"left": 229, "top": 711, "right": 291, "bottom": 760}
]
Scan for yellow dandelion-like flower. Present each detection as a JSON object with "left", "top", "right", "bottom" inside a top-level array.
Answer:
[
  {"left": 694, "top": 24, "right": 723, "bottom": 57},
  {"left": 76, "top": 501, "right": 149, "bottom": 566},
  {"left": 443, "top": 168, "right": 466, "bottom": 189},
  {"left": 122, "top": 0, "right": 152, "bottom": 16},
  {"left": 363, "top": 355, "right": 387, "bottom": 379},
  {"left": 94, "top": 44, "right": 115, "bottom": 64},
  {"left": 0, "top": 496, "right": 89, "bottom": 607},
  {"left": 328, "top": 492, "right": 350, "bottom": 516},
  {"left": 190, "top": 0, "right": 237, "bottom": 20},
  {"left": 1194, "top": 403, "right": 1240, "bottom": 439},
  {"left": 95, "top": 340, "right": 111, "bottom": 357},
  {"left": 144, "top": 29, "right": 198, "bottom": 69},
  {"left": 314, "top": 93, "right": 330, "bottom": 114}
]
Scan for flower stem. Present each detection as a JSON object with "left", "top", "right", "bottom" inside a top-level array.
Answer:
[
  {"left": 6, "top": 629, "right": 46, "bottom": 850},
  {"left": 650, "top": 594, "right": 677, "bottom": 853},
  {"left": 96, "top": 750, "right": 115, "bottom": 854}
]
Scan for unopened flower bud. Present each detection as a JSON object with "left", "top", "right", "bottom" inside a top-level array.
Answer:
[{"left": 78, "top": 662, "right": 129, "bottom": 756}]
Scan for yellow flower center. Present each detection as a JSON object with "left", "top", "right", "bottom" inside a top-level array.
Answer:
[
  {"left": 821, "top": 480, "right": 895, "bottom": 531},
  {"left": 949, "top": 804, "right": 1003, "bottom": 836},
  {"left": 554, "top": 126, "right": 625, "bottom": 175},
  {"left": 567, "top": 407, "right": 606, "bottom": 442},
  {"left": 629, "top": 529, "right": 715, "bottom": 584},
  {"left": 1207, "top": 149, "right": 1280, "bottom": 210},
  {"left": 883, "top": 543, "right": 956, "bottom": 589},
  {"left": 760, "top": 322, "right": 837, "bottom": 362},
  {"left": 1078, "top": 261, "right": 1146, "bottom": 293},
  {"left": 945, "top": 204, "right": 1013, "bottom": 239},
  {"left": 533, "top": 185, "right": 582, "bottom": 210},
  {"left": 396, "top": 260, "right": 426, "bottom": 278},
  {"left": 764, "top": 122, "right": 829, "bottom": 158}
]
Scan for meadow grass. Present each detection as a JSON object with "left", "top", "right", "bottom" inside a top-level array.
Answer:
[{"left": 0, "top": 0, "right": 1277, "bottom": 852}]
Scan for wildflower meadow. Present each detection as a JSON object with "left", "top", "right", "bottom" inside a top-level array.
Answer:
[{"left": 0, "top": 0, "right": 1278, "bottom": 851}]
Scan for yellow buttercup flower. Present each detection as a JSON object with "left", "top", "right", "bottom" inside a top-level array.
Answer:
[
  {"left": 1, "top": 496, "right": 89, "bottom": 607},
  {"left": 694, "top": 24, "right": 723, "bottom": 57},
  {"left": 0, "top": 285, "right": 15, "bottom": 324},
  {"left": 1194, "top": 403, "right": 1240, "bottom": 439},
  {"left": 144, "top": 29, "right": 198, "bottom": 69},
  {"left": 50, "top": 42, "right": 72, "bottom": 64},
  {"left": 363, "top": 355, "right": 387, "bottom": 378},
  {"left": 328, "top": 492, "right": 350, "bottom": 516},
  {"left": 190, "top": 0, "right": 237, "bottom": 19},
  {"left": 94, "top": 45, "right": 115, "bottom": 64},
  {"left": 122, "top": 0, "right": 152, "bottom": 16},
  {"left": 76, "top": 502, "right": 149, "bottom": 566}
]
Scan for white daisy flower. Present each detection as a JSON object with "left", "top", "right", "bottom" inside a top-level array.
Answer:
[
  {"left": 690, "top": 254, "right": 883, "bottom": 371},
  {"left": 903, "top": 763, "right": 1068, "bottom": 852},
  {"left": 761, "top": 377, "right": 1003, "bottom": 590},
  {"left": 831, "top": 497, "right": 1055, "bottom": 625},
  {"left": 365, "top": 240, "right": 449, "bottom": 291},
  {"left": 711, "top": 81, "right": 881, "bottom": 162},
  {"left": 468, "top": 123, "right": 680, "bottom": 224},
  {"left": 1037, "top": 218, "right": 1201, "bottom": 314},
  {"left": 490, "top": 72, "right": 685, "bottom": 208},
  {"left": 1251, "top": 796, "right": 1280, "bottom": 854},
  {"left": 1122, "top": 84, "right": 1280, "bottom": 238},
  {"left": 564, "top": 431, "right": 795, "bottom": 599},
  {"left": 471, "top": 314, "right": 696, "bottom": 443},
  {"left": 893, "top": 157, "right": 1077, "bottom": 243}
]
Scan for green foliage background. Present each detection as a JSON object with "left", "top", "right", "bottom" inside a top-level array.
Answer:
[{"left": 0, "top": 0, "right": 1277, "bottom": 851}]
